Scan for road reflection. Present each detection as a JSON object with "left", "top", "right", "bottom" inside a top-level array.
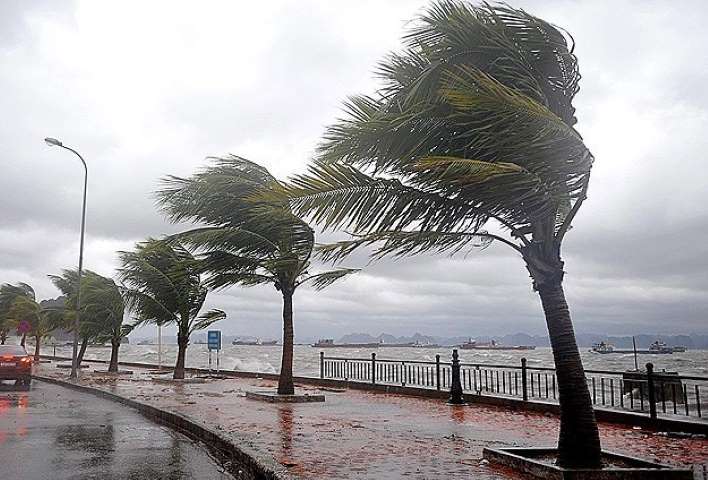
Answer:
[{"left": 0, "top": 391, "right": 30, "bottom": 446}]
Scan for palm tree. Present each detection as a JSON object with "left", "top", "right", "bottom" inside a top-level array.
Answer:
[
  {"left": 156, "top": 156, "right": 357, "bottom": 395},
  {"left": 49, "top": 270, "right": 108, "bottom": 366},
  {"left": 0, "top": 283, "right": 58, "bottom": 359},
  {"left": 1, "top": 283, "right": 38, "bottom": 348},
  {"left": 278, "top": 1, "right": 600, "bottom": 468},
  {"left": 118, "top": 239, "right": 226, "bottom": 379},
  {"left": 79, "top": 273, "right": 132, "bottom": 373}
]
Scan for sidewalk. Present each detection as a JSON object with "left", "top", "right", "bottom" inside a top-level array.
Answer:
[{"left": 36, "top": 362, "right": 708, "bottom": 479}]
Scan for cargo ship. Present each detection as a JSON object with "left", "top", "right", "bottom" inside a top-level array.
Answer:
[
  {"left": 312, "top": 339, "right": 380, "bottom": 348},
  {"left": 232, "top": 338, "right": 278, "bottom": 346},
  {"left": 590, "top": 340, "right": 681, "bottom": 354},
  {"left": 460, "top": 339, "right": 535, "bottom": 351}
]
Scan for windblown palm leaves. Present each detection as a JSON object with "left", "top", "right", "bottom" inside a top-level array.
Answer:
[
  {"left": 278, "top": 1, "right": 601, "bottom": 468},
  {"left": 282, "top": 3, "right": 590, "bottom": 270},
  {"left": 118, "top": 239, "right": 225, "bottom": 379},
  {"left": 79, "top": 273, "right": 131, "bottom": 372},
  {"left": 0, "top": 282, "right": 59, "bottom": 358},
  {"left": 156, "top": 155, "right": 357, "bottom": 394},
  {"left": 49, "top": 270, "right": 111, "bottom": 356},
  {"left": 0, "top": 283, "right": 36, "bottom": 344}
]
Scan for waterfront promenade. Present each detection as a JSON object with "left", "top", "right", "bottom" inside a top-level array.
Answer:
[{"left": 35, "top": 361, "right": 708, "bottom": 479}]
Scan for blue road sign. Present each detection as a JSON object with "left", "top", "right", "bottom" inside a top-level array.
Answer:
[{"left": 207, "top": 330, "right": 221, "bottom": 351}]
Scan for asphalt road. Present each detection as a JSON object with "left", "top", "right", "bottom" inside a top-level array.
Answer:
[{"left": 0, "top": 380, "right": 233, "bottom": 480}]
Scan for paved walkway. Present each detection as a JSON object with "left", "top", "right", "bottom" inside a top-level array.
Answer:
[
  {"left": 37, "top": 363, "right": 708, "bottom": 479},
  {"left": 0, "top": 381, "right": 232, "bottom": 480}
]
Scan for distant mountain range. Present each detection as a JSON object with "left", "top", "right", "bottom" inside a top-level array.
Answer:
[{"left": 336, "top": 332, "right": 708, "bottom": 349}]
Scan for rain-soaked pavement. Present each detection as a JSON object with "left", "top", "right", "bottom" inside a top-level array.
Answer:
[
  {"left": 0, "top": 381, "right": 232, "bottom": 480},
  {"left": 34, "top": 363, "right": 708, "bottom": 479}
]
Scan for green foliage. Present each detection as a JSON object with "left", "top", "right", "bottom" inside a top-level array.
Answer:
[
  {"left": 118, "top": 239, "right": 225, "bottom": 337},
  {"left": 155, "top": 155, "right": 358, "bottom": 294},
  {"left": 0, "top": 282, "right": 57, "bottom": 341},
  {"left": 279, "top": 0, "right": 591, "bottom": 261}
]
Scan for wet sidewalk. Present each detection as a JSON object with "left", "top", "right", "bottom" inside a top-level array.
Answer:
[{"left": 36, "top": 363, "right": 708, "bottom": 479}]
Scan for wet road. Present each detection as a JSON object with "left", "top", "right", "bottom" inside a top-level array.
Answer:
[{"left": 0, "top": 381, "right": 232, "bottom": 480}]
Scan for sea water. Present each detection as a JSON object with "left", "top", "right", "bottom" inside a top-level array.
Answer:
[{"left": 49, "top": 344, "right": 708, "bottom": 378}]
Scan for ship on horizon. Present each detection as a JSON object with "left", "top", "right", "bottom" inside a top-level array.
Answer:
[
  {"left": 590, "top": 340, "right": 686, "bottom": 354},
  {"left": 232, "top": 338, "right": 278, "bottom": 346},
  {"left": 460, "top": 339, "right": 536, "bottom": 351}
]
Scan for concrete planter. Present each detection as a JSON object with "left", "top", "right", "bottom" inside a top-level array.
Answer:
[
  {"left": 245, "top": 390, "right": 325, "bottom": 403},
  {"left": 483, "top": 447, "right": 693, "bottom": 479}
]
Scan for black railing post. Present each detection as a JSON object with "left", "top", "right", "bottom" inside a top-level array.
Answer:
[
  {"left": 371, "top": 352, "right": 376, "bottom": 385},
  {"left": 435, "top": 354, "right": 441, "bottom": 391},
  {"left": 320, "top": 351, "right": 324, "bottom": 379},
  {"left": 646, "top": 362, "right": 657, "bottom": 421},
  {"left": 449, "top": 349, "right": 464, "bottom": 404},
  {"left": 521, "top": 358, "right": 528, "bottom": 402}
]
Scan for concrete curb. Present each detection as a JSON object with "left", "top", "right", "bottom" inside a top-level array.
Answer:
[
  {"left": 40, "top": 355, "right": 708, "bottom": 435},
  {"left": 34, "top": 374, "right": 292, "bottom": 480}
]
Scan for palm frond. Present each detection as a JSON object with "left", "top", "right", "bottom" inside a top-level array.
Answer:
[
  {"left": 317, "top": 230, "right": 504, "bottom": 264},
  {"left": 297, "top": 268, "right": 359, "bottom": 290}
]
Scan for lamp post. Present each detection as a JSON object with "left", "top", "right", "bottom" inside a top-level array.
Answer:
[{"left": 44, "top": 137, "right": 87, "bottom": 380}]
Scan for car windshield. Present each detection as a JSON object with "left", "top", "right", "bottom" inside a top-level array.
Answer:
[{"left": 0, "top": 345, "right": 28, "bottom": 356}]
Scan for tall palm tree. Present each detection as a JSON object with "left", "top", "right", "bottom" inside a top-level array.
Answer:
[
  {"left": 156, "top": 156, "right": 357, "bottom": 395},
  {"left": 278, "top": 1, "right": 600, "bottom": 468},
  {"left": 118, "top": 239, "right": 226, "bottom": 380}
]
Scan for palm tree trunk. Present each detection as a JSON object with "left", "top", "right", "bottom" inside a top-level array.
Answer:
[
  {"left": 537, "top": 281, "right": 602, "bottom": 468},
  {"left": 33, "top": 335, "right": 41, "bottom": 361},
  {"left": 77, "top": 336, "right": 89, "bottom": 367},
  {"left": 0, "top": 330, "right": 6, "bottom": 344},
  {"left": 174, "top": 331, "right": 188, "bottom": 380},
  {"left": 108, "top": 338, "right": 120, "bottom": 373},
  {"left": 278, "top": 289, "right": 295, "bottom": 395}
]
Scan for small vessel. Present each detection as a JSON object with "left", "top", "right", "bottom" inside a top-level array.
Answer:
[
  {"left": 137, "top": 339, "right": 154, "bottom": 346},
  {"left": 591, "top": 341, "right": 615, "bottom": 354},
  {"left": 590, "top": 340, "right": 673, "bottom": 355},
  {"left": 648, "top": 341, "right": 673, "bottom": 354},
  {"left": 312, "top": 339, "right": 380, "bottom": 348},
  {"left": 232, "top": 338, "right": 278, "bottom": 346},
  {"left": 460, "top": 339, "right": 535, "bottom": 351},
  {"left": 411, "top": 341, "right": 440, "bottom": 348}
]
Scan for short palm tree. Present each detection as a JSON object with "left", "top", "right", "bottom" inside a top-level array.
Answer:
[
  {"left": 49, "top": 270, "right": 108, "bottom": 366},
  {"left": 279, "top": 1, "right": 600, "bottom": 468},
  {"left": 118, "top": 238, "right": 226, "bottom": 379},
  {"left": 80, "top": 273, "right": 132, "bottom": 372},
  {"left": 0, "top": 283, "right": 34, "bottom": 344},
  {"left": 156, "top": 156, "right": 357, "bottom": 395},
  {"left": 0, "top": 283, "right": 57, "bottom": 359}
]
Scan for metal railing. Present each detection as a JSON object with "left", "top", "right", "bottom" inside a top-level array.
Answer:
[{"left": 320, "top": 351, "right": 708, "bottom": 421}]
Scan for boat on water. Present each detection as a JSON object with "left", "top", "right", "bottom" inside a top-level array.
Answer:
[
  {"left": 312, "top": 339, "right": 380, "bottom": 348},
  {"left": 591, "top": 340, "right": 676, "bottom": 355},
  {"left": 590, "top": 341, "right": 615, "bottom": 354},
  {"left": 137, "top": 340, "right": 154, "bottom": 346},
  {"left": 232, "top": 338, "right": 278, "bottom": 346},
  {"left": 460, "top": 339, "right": 535, "bottom": 351}
]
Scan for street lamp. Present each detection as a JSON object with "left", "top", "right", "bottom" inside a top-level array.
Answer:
[{"left": 44, "top": 137, "right": 87, "bottom": 380}]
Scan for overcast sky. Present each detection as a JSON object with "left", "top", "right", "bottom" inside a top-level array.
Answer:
[{"left": 1, "top": 0, "right": 707, "bottom": 340}]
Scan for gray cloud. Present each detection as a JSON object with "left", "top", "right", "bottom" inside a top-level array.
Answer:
[{"left": 1, "top": 0, "right": 707, "bottom": 340}]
